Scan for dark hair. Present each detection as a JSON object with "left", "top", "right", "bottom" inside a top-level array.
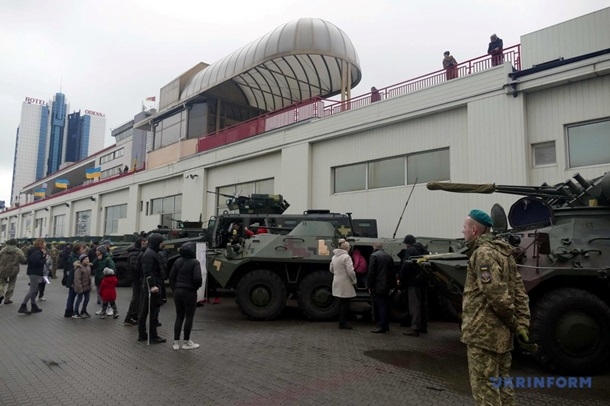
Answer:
[
  {"left": 444, "top": 51, "right": 450, "bottom": 56},
  {"left": 72, "top": 243, "right": 84, "bottom": 254}
]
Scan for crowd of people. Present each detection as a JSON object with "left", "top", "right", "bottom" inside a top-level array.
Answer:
[{"left": 0, "top": 233, "right": 206, "bottom": 351}]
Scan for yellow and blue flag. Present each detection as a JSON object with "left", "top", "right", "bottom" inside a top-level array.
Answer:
[
  {"left": 34, "top": 188, "right": 46, "bottom": 198},
  {"left": 86, "top": 167, "right": 102, "bottom": 179},
  {"left": 55, "top": 179, "right": 69, "bottom": 189}
]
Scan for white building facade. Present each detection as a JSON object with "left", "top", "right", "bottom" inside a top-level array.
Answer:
[{"left": 1, "top": 9, "right": 609, "bottom": 241}]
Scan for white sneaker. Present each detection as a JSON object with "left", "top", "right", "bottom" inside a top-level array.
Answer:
[
  {"left": 38, "top": 297, "right": 47, "bottom": 301},
  {"left": 106, "top": 308, "right": 113, "bottom": 316},
  {"left": 182, "top": 340, "right": 200, "bottom": 350},
  {"left": 95, "top": 309, "right": 103, "bottom": 315},
  {"left": 172, "top": 341, "right": 180, "bottom": 350}
]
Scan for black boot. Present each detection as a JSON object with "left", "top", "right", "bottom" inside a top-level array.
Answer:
[
  {"left": 64, "top": 309, "right": 74, "bottom": 318},
  {"left": 18, "top": 304, "right": 31, "bottom": 315},
  {"left": 31, "top": 303, "right": 42, "bottom": 313}
]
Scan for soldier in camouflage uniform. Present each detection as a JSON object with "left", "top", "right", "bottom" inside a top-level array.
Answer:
[
  {"left": 0, "top": 239, "right": 28, "bottom": 304},
  {"left": 460, "top": 209, "right": 531, "bottom": 406},
  {"left": 49, "top": 244, "right": 59, "bottom": 279}
]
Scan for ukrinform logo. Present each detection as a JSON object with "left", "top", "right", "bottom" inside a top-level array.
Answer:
[{"left": 490, "top": 376, "right": 592, "bottom": 389}]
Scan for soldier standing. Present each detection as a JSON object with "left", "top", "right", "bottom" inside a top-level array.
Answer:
[
  {"left": 0, "top": 239, "right": 28, "bottom": 305},
  {"left": 461, "top": 209, "right": 532, "bottom": 406},
  {"left": 50, "top": 244, "right": 59, "bottom": 278}
]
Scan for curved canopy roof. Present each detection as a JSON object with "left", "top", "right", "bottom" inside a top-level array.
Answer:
[{"left": 180, "top": 18, "right": 362, "bottom": 111}]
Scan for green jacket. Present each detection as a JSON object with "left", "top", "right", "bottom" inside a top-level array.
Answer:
[
  {"left": 92, "top": 254, "right": 116, "bottom": 286},
  {"left": 0, "top": 245, "right": 27, "bottom": 278},
  {"left": 460, "top": 234, "right": 530, "bottom": 353}
]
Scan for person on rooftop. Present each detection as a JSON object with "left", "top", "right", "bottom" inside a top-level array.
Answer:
[{"left": 443, "top": 51, "right": 458, "bottom": 80}]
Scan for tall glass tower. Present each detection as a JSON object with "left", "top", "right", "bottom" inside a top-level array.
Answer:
[{"left": 47, "top": 92, "right": 67, "bottom": 175}]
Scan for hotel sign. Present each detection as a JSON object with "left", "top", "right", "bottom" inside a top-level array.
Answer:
[
  {"left": 25, "top": 96, "right": 47, "bottom": 106},
  {"left": 85, "top": 109, "right": 105, "bottom": 117}
]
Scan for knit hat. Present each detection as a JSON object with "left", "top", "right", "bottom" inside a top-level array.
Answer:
[
  {"left": 101, "top": 239, "right": 113, "bottom": 246},
  {"left": 97, "top": 246, "right": 107, "bottom": 256},
  {"left": 6, "top": 239, "right": 18, "bottom": 246},
  {"left": 403, "top": 234, "right": 416, "bottom": 245},
  {"left": 338, "top": 238, "right": 350, "bottom": 251},
  {"left": 79, "top": 254, "right": 88, "bottom": 262},
  {"left": 469, "top": 209, "right": 493, "bottom": 228},
  {"left": 103, "top": 267, "right": 114, "bottom": 276}
]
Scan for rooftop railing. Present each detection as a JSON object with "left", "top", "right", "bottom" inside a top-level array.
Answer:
[{"left": 197, "top": 45, "right": 520, "bottom": 153}]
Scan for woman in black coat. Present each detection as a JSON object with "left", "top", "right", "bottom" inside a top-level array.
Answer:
[
  {"left": 169, "top": 242, "right": 203, "bottom": 350},
  {"left": 19, "top": 238, "right": 47, "bottom": 315}
]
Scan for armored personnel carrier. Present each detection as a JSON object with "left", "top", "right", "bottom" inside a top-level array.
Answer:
[
  {"left": 414, "top": 172, "right": 610, "bottom": 374},
  {"left": 205, "top": 220, "right": 463, "bottom": 321},
  {"left": 112, "top": 193, "right": 378, "bottom": 286}
]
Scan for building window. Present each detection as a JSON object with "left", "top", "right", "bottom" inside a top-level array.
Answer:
[
  {"left": 100, "top": 148, "right": 125, "bottom": 164},
  {"left": 150, "top": 194, "right": 182, "bottom": 228},
  {"left": 406, "top": 148, "right": 450, "bottom": 184},
  {"left": 101, "top": 165, "right": 122, "bottom": 179},
  {"left": 53, "top": 215, "right": 65, "bottom": 237},
  {"left": 333, "top": 148, "right": 450, "bottom": 193},
  {"left": 105, "top": 204, "right": 127, "bottom": 234},
  {"left": 532, "top": 142, "right": 556, "bottom": 167},
  {"left": 369, "top": 157, "right": 405, "bottom": 189},
  {"left": 75, "top": 210, "right": 91, "bottom": 237},
  {"left": 216, "top": 179, "right": 274, "bottom": 214},
  {"left": 334, "top": 163, "right": 366, "bottom": 193},
  {"left": 566, "top": 119, "right": 610, "bottom": 168}
]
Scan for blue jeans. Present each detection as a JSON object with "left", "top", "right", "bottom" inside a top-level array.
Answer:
[
  {"left": 74, "top": 291, "right": 90, "bottom": 314},
  {"left": 65, "top": 287, "right": 76, "bottom": 313}
]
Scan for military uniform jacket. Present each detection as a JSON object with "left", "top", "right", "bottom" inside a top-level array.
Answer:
[
  {"left": 460, "top": 234, "right": 530, "bottom": 353},
  {"left": 0, "top": 245, "right": 27, "bottom": 278}
]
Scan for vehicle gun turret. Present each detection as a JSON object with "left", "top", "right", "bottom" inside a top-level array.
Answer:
[{"left": 207, "top": 191, "right": 290, "bottom": 214}]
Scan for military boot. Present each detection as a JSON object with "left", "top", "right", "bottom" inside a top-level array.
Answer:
[{"left": 30, "top": 303, "right": 42, "bottom": 313}]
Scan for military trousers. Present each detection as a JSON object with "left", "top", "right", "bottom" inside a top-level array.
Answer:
[
  {"left": 0, "top": 271, "right": 19, "bottom": 301},
  {"left": 467, "top": 345, "right": 514, "bottom": 406}
]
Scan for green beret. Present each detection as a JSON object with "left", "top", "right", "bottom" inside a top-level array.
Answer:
[{"left": 469, "top": 209, "right": 493, "bottom": 228}]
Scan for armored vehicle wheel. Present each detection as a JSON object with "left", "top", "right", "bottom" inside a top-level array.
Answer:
[
  {"left": 531, "top": 288, "right": 610, "bottom": 374},
  {"left": 115, "top": 260, "right": 130, "bottom": 287},
  {"left": 297, "top": 271, "right": 339, "bottom": 321},
  {"left": 236, "top": 269, "right": 287, "bottom": 320}
]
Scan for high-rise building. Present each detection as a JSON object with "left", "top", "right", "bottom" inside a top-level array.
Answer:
[{"left": 11, "top": 92, "right": 105, "bottom": 205}]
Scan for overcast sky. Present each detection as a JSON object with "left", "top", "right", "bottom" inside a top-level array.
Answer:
[{"left": 1, "top": 0, "right": 609, "bottom": 204}]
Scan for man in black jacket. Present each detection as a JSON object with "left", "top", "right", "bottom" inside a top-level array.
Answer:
[
  {"left": 137, "top": 233, "right": 166, "bottom": 344},
  {"left": 124, "top": 237, "right": 146, "bottom": 325},
  {"left": 367, "top": 243, "right": 396, "bottom": 333},
  {"left": 399, "top": 235, "right": 430, "bottom": 337}
]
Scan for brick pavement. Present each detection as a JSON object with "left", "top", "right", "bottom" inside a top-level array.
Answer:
[{"left": 0, "top": 269, "right": 608, "bottom": 406}]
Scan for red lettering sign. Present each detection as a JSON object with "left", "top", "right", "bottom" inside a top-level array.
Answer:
[
  {"left": 24, "top": 97, "right": 46, "bottom": 106},
  {"left": 84, "top": 109, "right": 105, "bottom": 117}
]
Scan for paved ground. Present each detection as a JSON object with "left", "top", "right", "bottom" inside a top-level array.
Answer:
[{"left": 0, "top": 269, "right": 608, "bottom": 406}]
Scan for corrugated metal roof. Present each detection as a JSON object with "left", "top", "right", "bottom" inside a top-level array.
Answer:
[{"left": 180, "top": 18, "right": 361, "bottom": 111}]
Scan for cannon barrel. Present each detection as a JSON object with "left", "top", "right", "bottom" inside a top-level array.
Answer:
[{"left": 427, "top": 172, "right": 610, "bottom": 208}]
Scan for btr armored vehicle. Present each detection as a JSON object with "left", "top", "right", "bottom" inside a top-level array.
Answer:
[
  {"left": 205, "top": 220, "right": 463, "bottom": 321},
  {"left": 112, "top": 193, "right": 378, "bottom": 286},
  {"left": 414, "top": 172, "right": 610, "bottom": 374}
]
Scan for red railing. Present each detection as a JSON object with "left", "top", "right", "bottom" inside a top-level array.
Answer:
[
  {"left": 197, "top": 45, "right": 520, "bottom": 151},
  {"left": 323, "top": 44, "right": 520, "bottom": 115},
  {"left": 197, "top": 97, "right": 324, "bottom": 152}
]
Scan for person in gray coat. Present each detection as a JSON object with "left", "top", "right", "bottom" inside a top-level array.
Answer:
[
  {"left": 367, "top": 243, "right": 396, "bottom": 333},
  {"left": 330, "top": 239, "right": 356, "bottom": 330}
]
